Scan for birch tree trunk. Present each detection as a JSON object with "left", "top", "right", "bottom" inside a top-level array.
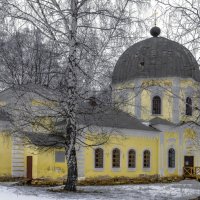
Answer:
[
  {"left": 63, "top": 0, "right": 78, "bottom": 191},
  {"left": 65, "top": 146, "right": 77, "bottom": 191}
]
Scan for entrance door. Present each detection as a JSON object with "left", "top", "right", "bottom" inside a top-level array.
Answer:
[
  {"left": 184, "top": 156, "right": 194, "bottom": 176},
  {"left": 27, "top": 156, "right": 33, "bottom": 179},
  {"left": 184, "top": 156, "right": 194, "bottom": 167}
]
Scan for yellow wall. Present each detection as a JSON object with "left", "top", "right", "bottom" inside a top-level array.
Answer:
[
  {"left": 183, "top": 128, "right": 197, "bottom": 165},
  {"left": 140, "top": 79, "right": 173, "bottom": 121},
  {"left": 0, "top": 133, "right": 12, "bottom": 176},
  {"left": 32, "top": 116, "right": 54, "bottom": 132},
  {"left": 112, "top": 82, "right": 135, "bottom": 116},
  {"left": 84, "top": 133, "right": 159, "bottom": 178},
  {"left": 24, "top": 147, "right": 67, "bottom": 179},
  {"left": 179, "top": 79, "right": 199, "bottom": 122},
  {"left": 113, "top": 78, "right": 199, "bottom": 123},
  {"left": 1, "top": 129, "right": 199, "bottom": 180}
]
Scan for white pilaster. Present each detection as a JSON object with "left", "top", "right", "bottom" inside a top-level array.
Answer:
[
  {"left": 12, "top": 135, "right": 25, "bottom": 177},
  {"left": 159, "top": 132, "right": 164, "bottom": 176}
]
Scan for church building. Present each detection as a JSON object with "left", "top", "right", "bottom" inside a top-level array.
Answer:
[{"left": 0, "top": 26, "right": 200, "bottom": 180}]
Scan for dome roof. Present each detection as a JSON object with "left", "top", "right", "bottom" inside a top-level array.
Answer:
[{"left": 112, "top": 36, "right": 200, "bottom": 84}]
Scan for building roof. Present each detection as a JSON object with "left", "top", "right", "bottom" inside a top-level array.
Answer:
[
  {"left": 112, "top": 33, "right": 200, "bottom": 84},
  {"left": 149, "top": 117, "right": 175, "bottom": 126},
  {"left": 23, "top": 132, "right": 65, "bottom": 147},
  {"left": 56, "top": 105, "right": 159, "bottom": 132},
  {"left": 24, "top": 107, "right": 159, "bottom": 147}
]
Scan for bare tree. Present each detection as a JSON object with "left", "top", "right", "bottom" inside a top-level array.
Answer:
[
  {"left": 154, "top": 0, "right": 200, "bottom": 63},
  {"left": 0, "top": 0, "right": 149, "bottom": 191},
  {"left": 0, "top": 28, "right": 61, "bottom": 88}
]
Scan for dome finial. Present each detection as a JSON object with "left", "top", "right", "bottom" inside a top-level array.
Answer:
[
  {"left": 150, "top": 26, "right": 161, "bottom": 37},
  {"left": 154, "top": 9, "right": 157, "bottom": 26},
  {"left": 150, "top": 10, "right": 161, "bottom": 37}
]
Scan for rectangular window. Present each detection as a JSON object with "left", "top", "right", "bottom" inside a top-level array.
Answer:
[
  {"left": 55, "top": 151, "right": 65, "bottom": 163},
  {"left": 112, "top": 149, "right": 120, "bottom": 168},
  {"left": 95, "top": 148, "right": 103, "bottom": 168},
  {"left": 143, "top": 150, "right": 150, "bottom": 168}
]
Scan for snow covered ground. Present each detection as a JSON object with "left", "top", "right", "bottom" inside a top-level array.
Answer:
[{"left": 0, "top": 180, "right": 200, "bottom": 200}]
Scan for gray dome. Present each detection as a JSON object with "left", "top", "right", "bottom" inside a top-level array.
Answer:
[{"left": 112, "top": 37, "right": 200, "bottom": 84}]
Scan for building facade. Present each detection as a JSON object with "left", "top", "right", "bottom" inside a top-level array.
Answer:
[{"left": 0, "top": 27, "right": 200, "bottom": 180}]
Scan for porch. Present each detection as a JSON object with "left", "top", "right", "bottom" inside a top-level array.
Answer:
[{"left": 183, "top": 167, "right": 200, "bottom": 180}]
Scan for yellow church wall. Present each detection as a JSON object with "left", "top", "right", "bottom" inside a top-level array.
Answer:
[
  {"left": 140, "top": 89, "right": 151, "bottom": 120},
  {"left": 180, "top": 79, "right": 198, "bottom": 89},
  {"left": 123, "top": 92, "right": 135, "bottom": 115},
  {"left": 179, "top": 79, "right": 199, "bottom": 122},
  {"left": 24, "top": 147, "right": 67, "bottom": 179},
  {"left": 183, "top": 128, "right": 198, "bottom": 165},
  {"left": 0, "top": 133, "right": 12, "bottom": 176},
  {"left": 112, "top": 82, "right": 135, "bottom": 116},
  {"left": 24, "top": 147, "right": 38, "bottom": 179},
  {"left": 140, "top": 82, "right": 173, "bottom": 121},
  {"left": 112, "top": 79, "right": 178, "bottom": 121},
  {"left": 31, "top": 99, "right": 57, "bottom": 107},
  {"left": 32, "top": 116, "right": 54, "bottom": 133},
  {"left": 84, "top": 133, "right": 159, "bottom": 178},
  {"left": 113, "top": 78, "right": 200, "bottom": 123}
]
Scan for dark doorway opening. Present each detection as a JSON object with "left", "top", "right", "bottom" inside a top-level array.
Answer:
[
  {"left": 183, "top": 156, "right": 194, "bottom": 177},
  {"left": 184, "top": 156, "right": 194, "bottom": 167},
  {"left": 27, "top": 156, "right": 33, "bottom": 179}
]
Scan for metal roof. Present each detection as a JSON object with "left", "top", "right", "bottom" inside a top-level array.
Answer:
[
  {"left": 149, "top": 117, "right": 175, "bottom": 126},
  {"left": 56, "top": 105, "right": 159, "bottom": 132},
  {"left": 112, "top": 37, "right": 200, "bottom": 84}
]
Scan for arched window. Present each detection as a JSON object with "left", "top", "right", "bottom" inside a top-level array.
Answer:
[
  {"left": 112, "top": 148, "right": 120, "bottom": 168},
  {"left": 143, "top": 150, "right": 150, "bottom": 168},
  {"left": 128, "top": 149, "right": 136, "bottom": 168},
  {"left": 152, "top": 96, "right": 161, "bottom": 114},
  {"left": 186, "top": 97, "right": 192, "bottom": 116},
  {"left": 168, "top": 148, "right": 175, "bottom": 168},
  {"left": 95, "top": 148, "right": 103, "bottom": 168}
]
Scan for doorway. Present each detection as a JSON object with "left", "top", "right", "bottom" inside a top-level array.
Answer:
[
  {"left": 184, "top": 156, "right": 194, "bottom": 177},
  {"left": 184, "top": 156, "right": 194, "bottom": 167},
  {"left": 27, "top": 156, "right": 33, "bottom": 179}
]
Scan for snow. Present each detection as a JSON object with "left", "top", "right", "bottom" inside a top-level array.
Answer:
[{"left": 0, "top": 180, "right": 200, "bottom": 200}]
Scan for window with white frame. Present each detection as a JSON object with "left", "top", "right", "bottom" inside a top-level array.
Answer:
[
  {"left": 143, "top": 150, "right": 150, "bottom": 168},
  {"left": 128, "top": 149, "right": 136, "bottom": 168},
  {"left": 152, "top": 96, "right": 161, "bottom": 114},
  {"left": 168, "top": 148, "right": 175, "bottom": 168},
  {"left": 112, "top": 148, "right": 120, "bottom": 168},
  {"left": 95, "top": 148, "right": 103, "bottom": 168}
]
